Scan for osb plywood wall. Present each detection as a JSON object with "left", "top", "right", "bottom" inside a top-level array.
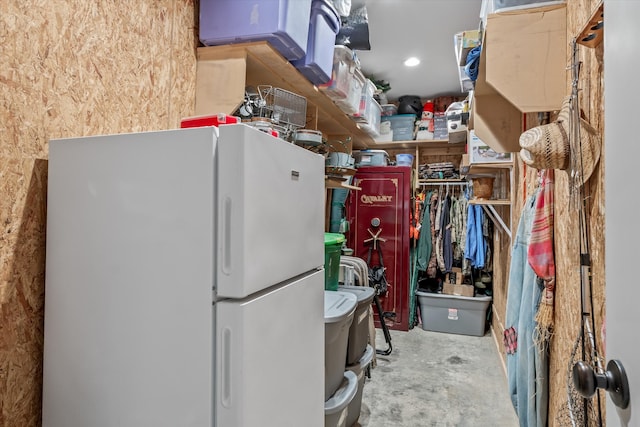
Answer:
[
  {"left": 0, "top": 1, "right": 198, "bottom": 425},
  {"left": 505, "top": 1, "right": 606, "bottom": 425}
]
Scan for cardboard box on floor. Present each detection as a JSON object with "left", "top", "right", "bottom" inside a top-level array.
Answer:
[
  {"left": 472, "top": 3, "right": 567, "bottom": 154},
  {"left": 444, "top": 267, "right": 474, "bottom": 297},
  {"left": 443, "top": 283, "right": 475, "bottom": 298}
]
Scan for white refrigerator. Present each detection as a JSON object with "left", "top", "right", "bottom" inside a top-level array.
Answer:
[{"left": 42, "top": 124, "right": 325, "bottom": 427}]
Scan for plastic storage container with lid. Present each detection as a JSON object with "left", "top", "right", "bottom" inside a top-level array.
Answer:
[
  {"left": 353, "top": 149, "right": 389, "bottom": 167},
  {"left": 324, "top": 233, "right": 345, "bottom": 291},
  {"left": 396, "top": 153, "right": 414, "bottom": 167},
  {"left": 292, "top": 0, "right": 341, "bottom": 85},
  {"left": 337, "top": 285, "right": 375, "bottom": 364},
  {"left": 345, "top": 344, "right": 375, "bottom": 427},
  {"left": 199, "top": 0, "right": 313, "bottom": 60},
  {"left": 324, "top": 370, "right": 358, "bottom": 427},
  {"left": 351, "top": 79, "right": 376, "bottom": 123},
  {"left": 415, "top": 291, "right": 492, "bottom": 336},
  {"left": 324, "top": 290, "right": 357, "bottom": 400},
  {"left": 381, "top": 114, "right": 416, "bottom": 141},
  {"left": 319, "top": 45, "right": 361, "bottom": 113},
  {"left": 361, "top": 98, "right": 382, "bottom": 138}
]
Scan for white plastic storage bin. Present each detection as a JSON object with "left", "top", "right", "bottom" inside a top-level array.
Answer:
[
  {"left": 345, "top": 345, "right": 374, "bottom": 427},
  {"left": 324, "top": 290, "right": 357, "bottom": 400},
  {"left": 324, "top": 370, "right": 358, "bottom": 427},
  {"left": 416, "top": 291, "right": 492, "bottom": 336},
  {"left": 292, "top": 0, "right": 341, "bottom": 85},
  {"left": 199, "top": 0, "right": 313, "bottom": 60},
  {"left": 351, "top": 79, "right": 376, "bottom": 123},
  {"left": 319, "top": 46, "right": 362, "bottom": 114},
  {"left": 361, "top": 99, "right": 382, "bottom": 137},
  {"left": 337, "top": 285, "right": 375, "bottom": 365}
]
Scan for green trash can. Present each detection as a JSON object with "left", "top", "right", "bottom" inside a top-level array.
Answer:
[{"left": 324, "top": 233, "right": 345, "bottom": 291}]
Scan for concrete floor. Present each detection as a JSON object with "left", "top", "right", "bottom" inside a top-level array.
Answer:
[{"left": 355, "top": 327, "right": 519, "bottom": 427}]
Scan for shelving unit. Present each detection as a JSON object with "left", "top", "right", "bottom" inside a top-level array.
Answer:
[
  {"left": 196, "top": 41, "right": 376, "bottom": 149},
  {"left": 418, "top": 179, "right": 467, "bottom": 186},
  {"left": 325, "top": 166, "right": 360, "bottom": 190},
  {"left": 466, "top": 161, "right": 514, "bottom": 238},
  {"left": 371, "top": 139, "right": 467, "bottom": 189},
  {"left": 369, "top": 139, "right": 465, "bottom": 153}
]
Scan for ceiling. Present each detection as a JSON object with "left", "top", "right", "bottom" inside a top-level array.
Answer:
[{"left": 348, "top": 0, "right": 483, "bottom": 103}]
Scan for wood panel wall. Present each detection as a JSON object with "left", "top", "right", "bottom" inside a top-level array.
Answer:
[
  {"left": 492, "top": 1, "right": 606, "bottom": 425},
  {"left": 0, "top": 1, "right": 198, "bottom": 425}
]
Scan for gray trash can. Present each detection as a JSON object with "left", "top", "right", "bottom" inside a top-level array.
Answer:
[
  {"left": 324, "top": 370, "right": 358, "bottom": 427},
  {"left": 324, "top": 290, "right": 357, "bottom": 400},
  {"left": 337, "top": 285, "right": 375, "bottom": 364},
  {"left": 345, "top": 344, "right": 374, "bottom": 427}
]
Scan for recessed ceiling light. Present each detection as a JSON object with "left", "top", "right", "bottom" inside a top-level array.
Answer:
[{"left": 404, "top": 57, "right": 420, "bottom": 67}]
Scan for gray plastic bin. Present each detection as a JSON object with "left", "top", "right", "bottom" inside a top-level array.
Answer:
[
  {"left": 337, "top": 285, "right": 375, "bottom": 365},
  {"left": 324, "top": 370, "right": 358, "bottom": 427},
  {"left": 345, "top": 344, "right": 374, "bottom": 427},
  {"left": 416, "top": 291, "right": 492, "bottom": 336},
  {"left": 324, "top": 291, "right": 357, "bottom": 400}
]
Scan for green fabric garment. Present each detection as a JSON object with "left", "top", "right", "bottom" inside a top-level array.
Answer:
[
  {"left": 410, "top": 191, "right": 433, "bottom": 328},
  {"left": 416, "top": 191, "right": 432, "bottom": 272}
]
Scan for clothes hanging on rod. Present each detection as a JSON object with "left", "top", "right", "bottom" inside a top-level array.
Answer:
[{"left": 504, "top": 190, "right": 548, "bottom": 427}]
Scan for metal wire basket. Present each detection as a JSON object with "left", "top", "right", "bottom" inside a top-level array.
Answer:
[{"left": 258, "top": 85, "right": 307, "bottom": 138}]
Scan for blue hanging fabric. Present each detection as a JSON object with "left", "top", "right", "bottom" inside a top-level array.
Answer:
[
  {"left": 464, "top": 204, "right": 485, "bottom": 268},
  {"left": 464, "top": 45, "right": 482, "bottom": 82}
]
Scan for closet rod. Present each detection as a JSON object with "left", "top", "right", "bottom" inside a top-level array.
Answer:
[{"left": 418, "top": 181, "right": 469, "bottom": 187}]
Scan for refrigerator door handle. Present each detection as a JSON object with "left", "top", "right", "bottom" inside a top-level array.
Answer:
[
  {"left": 221, "top": 196, "right": 232, "bottom": 275},
  {"left": 221, "top": 327, "right": 232, "bottom": 408}
]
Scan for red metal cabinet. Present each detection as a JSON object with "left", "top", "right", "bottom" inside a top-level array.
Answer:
[{"left": 345, "top": 166, "right": 411, "bottom": 331}]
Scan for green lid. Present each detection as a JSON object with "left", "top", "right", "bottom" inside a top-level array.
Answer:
[{"left": 324, "top": 232, "right": 345, "bottom": 246}]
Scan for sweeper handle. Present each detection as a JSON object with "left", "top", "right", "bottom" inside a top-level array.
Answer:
[{"left": 373, "top": 293, "right": 393, "bottom": 356}]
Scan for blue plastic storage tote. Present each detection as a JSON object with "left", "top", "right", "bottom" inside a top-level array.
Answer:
[
  {"left": 292, "top": 0, "right": 341, "bottom": 85},
  {"left": 199, "top": 0, "right": 313, "bottom": 61}
]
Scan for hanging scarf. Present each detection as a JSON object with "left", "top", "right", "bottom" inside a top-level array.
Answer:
[{"left": 527, "top": 170, "right": 556, "bottom": 332}]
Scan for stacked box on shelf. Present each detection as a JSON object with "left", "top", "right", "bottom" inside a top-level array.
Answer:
[
  {"left": 381, "top": 114, "right": 416, "bottom": 141},
  {"left": 351, "top": 79, "right": 376, "bottom": 123},
  {"left": 361, "top": 99, "right": 382, "bottom": 137},
  {"left": 318, "top": 46, "right": 363, "bottom": 115}
]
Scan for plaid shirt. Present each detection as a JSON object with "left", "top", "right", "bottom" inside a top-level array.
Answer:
[{"left": 503, "top": 326, "right": 517, "bottom": 355}]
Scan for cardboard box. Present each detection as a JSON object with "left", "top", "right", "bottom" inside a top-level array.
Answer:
[
  {"left": 445, "top": 267, "right": 463, "bottom": 285},
  {"left": 443, "top": 283, "right": 475, "bottom": 298},
  {"left": 472, "top": 4, "right": 566, "bottom": 153},
  {"left": 485, "top": 4, "right": 566, "bottom": 113},
  {"left": 468, "top": 130, "right": 513, "bottom": 164}
]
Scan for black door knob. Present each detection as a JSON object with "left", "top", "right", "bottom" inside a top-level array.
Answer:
[{"left": 573, "top": 359, "right": 630, "bottom": 409}]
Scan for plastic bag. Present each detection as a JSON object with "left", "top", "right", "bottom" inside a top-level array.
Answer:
[
  {"left": 368, "top": 265, "right": 388, "bottom": 296},
  {"left": 336, "top": 5, "right": 371, "bottom": 50},
  {"left": 330, "top": 0, "right": 351, "bottom": 17}
]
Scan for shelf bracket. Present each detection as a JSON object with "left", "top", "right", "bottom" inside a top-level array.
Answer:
[{"left": 481, "top": 204, "right": 511, "bottom": 239}]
